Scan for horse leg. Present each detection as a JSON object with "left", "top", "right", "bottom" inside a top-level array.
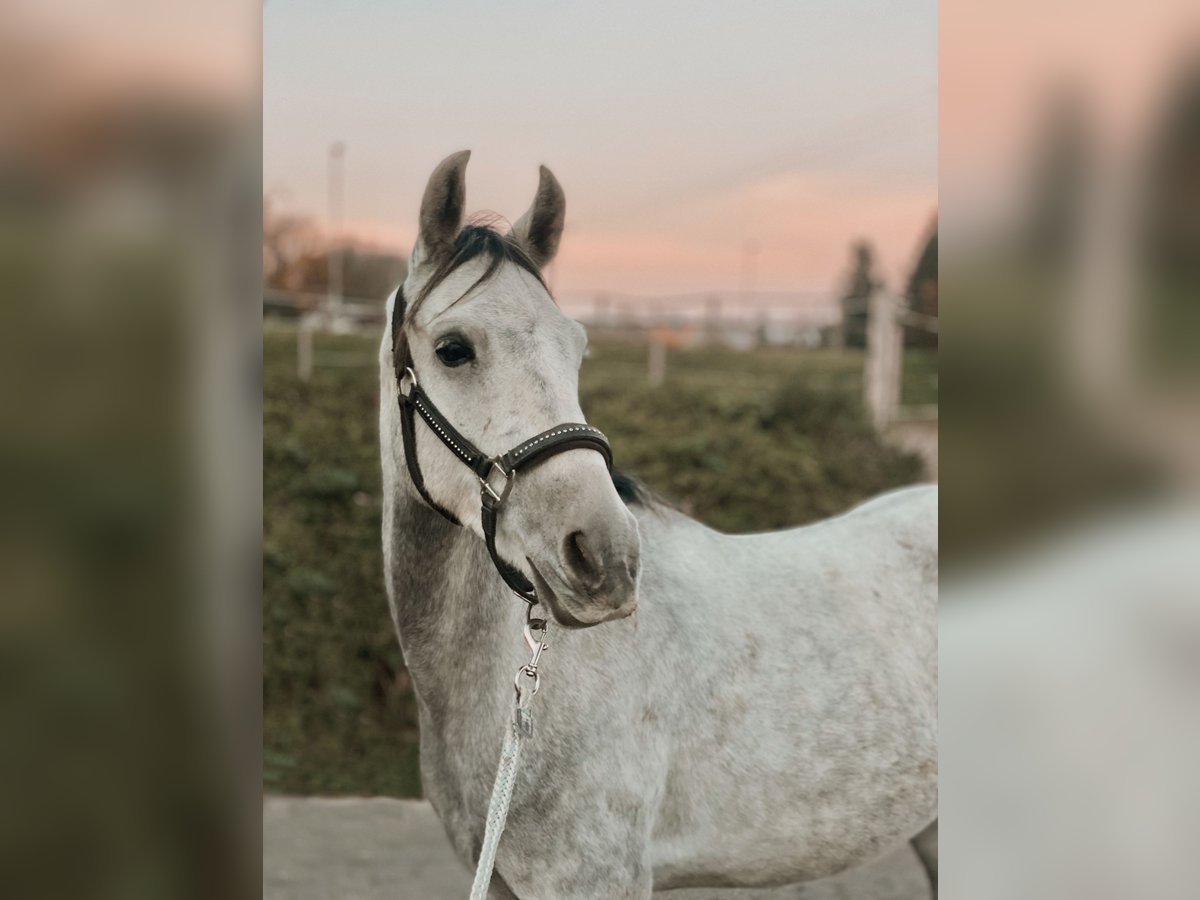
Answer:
[{"left": 911, "top": 819, "right": 938, "bottom": 898}]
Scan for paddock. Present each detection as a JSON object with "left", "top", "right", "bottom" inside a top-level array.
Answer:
[{"left": 263, "top": 797, "right": 932, "bottom": 900}]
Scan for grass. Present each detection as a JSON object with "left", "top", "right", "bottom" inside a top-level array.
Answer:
[{"left": 263, "top": 327, "right": 930, "bottom": 796}]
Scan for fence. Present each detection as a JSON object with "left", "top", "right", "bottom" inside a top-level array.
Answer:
[
  {"left": 265, "top": 290, "right": 386, "bottom": 381},
  {"left": 861, "top": 291, "right": 939, "bottom": 429},
  {"left": 264, "top": 288, "right": 937, "bottom": 429}
]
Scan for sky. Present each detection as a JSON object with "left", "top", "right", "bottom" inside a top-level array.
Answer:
[
  {"left": 941, "top": 0, "right": 1198, "bottom": 240},
  {"left": 264, "top": 0, "right": 937, "bottom": 299}
]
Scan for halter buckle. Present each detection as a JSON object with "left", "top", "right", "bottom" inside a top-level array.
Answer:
[
  {"left": 398, "top": 367, "right": 417, "bottom": 400},
  {"left": 479, "top": 459, "right": 515, "bottom": 508}
]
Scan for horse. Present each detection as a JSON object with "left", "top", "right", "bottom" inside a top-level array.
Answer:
[{"left": 379, "top": 151, "right": 938, "bottom": 899}]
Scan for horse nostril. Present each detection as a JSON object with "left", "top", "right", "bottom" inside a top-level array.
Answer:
[{"left": 564, "top": 530, "right": 600, "bottom": 586}]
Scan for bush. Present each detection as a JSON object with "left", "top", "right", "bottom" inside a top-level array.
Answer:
[{"left": 263, "top": 331, "right": 925, "bottom": 796}]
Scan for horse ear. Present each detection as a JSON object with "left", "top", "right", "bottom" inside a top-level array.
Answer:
[
  {"left": 510, "top": 165, "right": 566, "bottom": 268},
  {"left": 414, "top": 150, "right": 470, "bottom": 268}
]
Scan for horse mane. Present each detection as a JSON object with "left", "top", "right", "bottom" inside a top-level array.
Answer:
[
  {"left": 402, "top": 218, "right": 548, "bottom": 324},
  {"left": 611, "top": 470, "right": 656, "bottom": 507}
]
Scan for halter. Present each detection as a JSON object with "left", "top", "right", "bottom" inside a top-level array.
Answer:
[{"left": 391, "top": 289, "right": 613, "bottom": 604}]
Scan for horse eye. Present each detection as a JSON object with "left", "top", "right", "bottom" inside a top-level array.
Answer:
[{"left": 434, "top": 338, "right": 475, "bottom": 368}]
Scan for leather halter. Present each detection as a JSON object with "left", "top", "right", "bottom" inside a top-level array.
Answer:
[{"left": 392, "top": 289, "right": 613, "bottom": 603}]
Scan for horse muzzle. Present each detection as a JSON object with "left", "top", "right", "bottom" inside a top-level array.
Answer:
[{"left": 525, "top": 506, "right": 641, "bottom": 628}]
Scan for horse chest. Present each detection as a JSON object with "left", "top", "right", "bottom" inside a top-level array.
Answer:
[{"left": 414, "top": 701, "right": 498, "bottom": 863}]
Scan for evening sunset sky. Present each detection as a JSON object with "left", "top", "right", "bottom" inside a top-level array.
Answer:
[{"left": 264, "top": 1, "right": 937, "bottom": 299}]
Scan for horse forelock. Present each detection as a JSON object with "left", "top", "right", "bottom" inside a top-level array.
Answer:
[{"left": 406, "top": 221, "right": 550, "bottom": 325}]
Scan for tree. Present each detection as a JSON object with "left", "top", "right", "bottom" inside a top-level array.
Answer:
[
  {"left": 904, "top": 220, "right": 937, "bottom": 348},
  {"left": 263, "top": 197, "right": 320, "bottom": 289},
  {"left": 839, "top": 240, "right": 878, "bottom": 349},
  {"left": 1023, "top": 86, "right": 1091, "bottom": 267},
  {"left": 340, "top": 247, "right": 408, "bottom": 300},
  {"left": 263, "top": 198, "right": 407, "bottom": 301},
  {"left": 1138, "top": 56, "right": 1200, "bottom": 378}
]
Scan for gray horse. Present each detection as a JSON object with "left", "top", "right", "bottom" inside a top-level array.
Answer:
[{"left": 380, "top": 152, "right": 938, "bottom": 899}]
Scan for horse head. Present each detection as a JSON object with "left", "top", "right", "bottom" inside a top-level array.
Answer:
[{"left": 394, "top": 151, "right": 641, "bottom": 627}]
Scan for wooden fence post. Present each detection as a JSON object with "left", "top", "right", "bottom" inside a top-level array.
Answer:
[
  {"left": 864, "top": 290, "right": 902, "bottom": 430},
  {"left": 648, "top": 337, "right": 667, "bottom": 387},
  {"left": 298, "top": 314, "right": 315, "bottom": 382}
]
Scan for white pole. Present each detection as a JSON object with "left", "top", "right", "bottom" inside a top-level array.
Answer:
[
  {"left": 865, "top": 290, "right": 901, "bottom": 430},
  {"left": 298, "top": 314, "right": 314, "bottom": 382},
  {"left": 648, "top": 338, "right": 667, "bottom": 387},
  {"left": 327, "top": 141, "right": 346, "bottom": 323}
]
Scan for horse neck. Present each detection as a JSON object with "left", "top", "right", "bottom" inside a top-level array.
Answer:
[{"left": 387, "top": 492, "right": 522, "bottom": 714}]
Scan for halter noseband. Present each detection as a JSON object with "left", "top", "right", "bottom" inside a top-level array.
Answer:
[{"left": 392, "top": 290, "right": 612, "bottom": 603}]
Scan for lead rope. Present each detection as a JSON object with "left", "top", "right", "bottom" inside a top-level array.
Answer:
[{"left": 468, "top": 602, "right": 549, "bottom": 899}]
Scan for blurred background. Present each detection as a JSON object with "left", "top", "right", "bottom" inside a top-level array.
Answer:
[
  {"left": 0, "top": 0, "right": 1196, "bottom": 896},
  {"left": 0, "top": 1, "right": 260, "bottom": 898},
  {"left": 262, "top": 0, "right": 938, "bottom": 802},
  {"left": 940, "top": 2, "right": 1200, "bottom": 898}
]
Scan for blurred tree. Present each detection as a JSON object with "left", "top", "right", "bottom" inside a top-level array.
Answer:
[
  {"left": 345, "top": 247, "right": 407, "bottom": 300},
  {"left": 839, "top": 240, "right": 877, "bottom": 349},
  {"left": 1139, "top": 57, "right": 1200, "bottom": 381},
  {"left": 263, "top": 197, "right": 319, "bottom": 289},
  {"left": 904, "top": 219, "right": 938, "bottom": 348},
  {"left": 263, "top": 198, "right": 407, "bottom": 301},
  {"left": 1024, "top": 86, "right": 1092, "bottom": 267}
]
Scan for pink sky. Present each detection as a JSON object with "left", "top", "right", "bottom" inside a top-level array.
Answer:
[
  {"left": 941, "top": 0, "right": 1198, "bottom": 234},
  {"left": 265, "top": 2, "right": 937, "bottom": 300},
  {"left": 337, "top": 169, "right": 936, "bottom": 298}
]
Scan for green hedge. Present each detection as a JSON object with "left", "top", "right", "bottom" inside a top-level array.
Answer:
[{"left": 263, "top": 330, "right": 924, "bottom": 796}]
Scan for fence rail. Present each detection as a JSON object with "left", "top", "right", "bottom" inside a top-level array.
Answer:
[{"left": 265, "top": 289, "right": 936, "bottom": 426}]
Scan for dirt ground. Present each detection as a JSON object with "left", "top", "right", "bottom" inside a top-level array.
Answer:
[{"left": 262, "top": 797, "right": 932, "bottom": 900}]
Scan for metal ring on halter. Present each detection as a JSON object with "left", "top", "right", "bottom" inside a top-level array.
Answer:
[
  {"left": 514, "top": 664, "right": 540, "bottom": 697},
  {"left": 398, "top": 366, "right": 417, "bottom": 400},
  {"left": 479, "top": 459, "right": 515, "bottom": 506}
]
